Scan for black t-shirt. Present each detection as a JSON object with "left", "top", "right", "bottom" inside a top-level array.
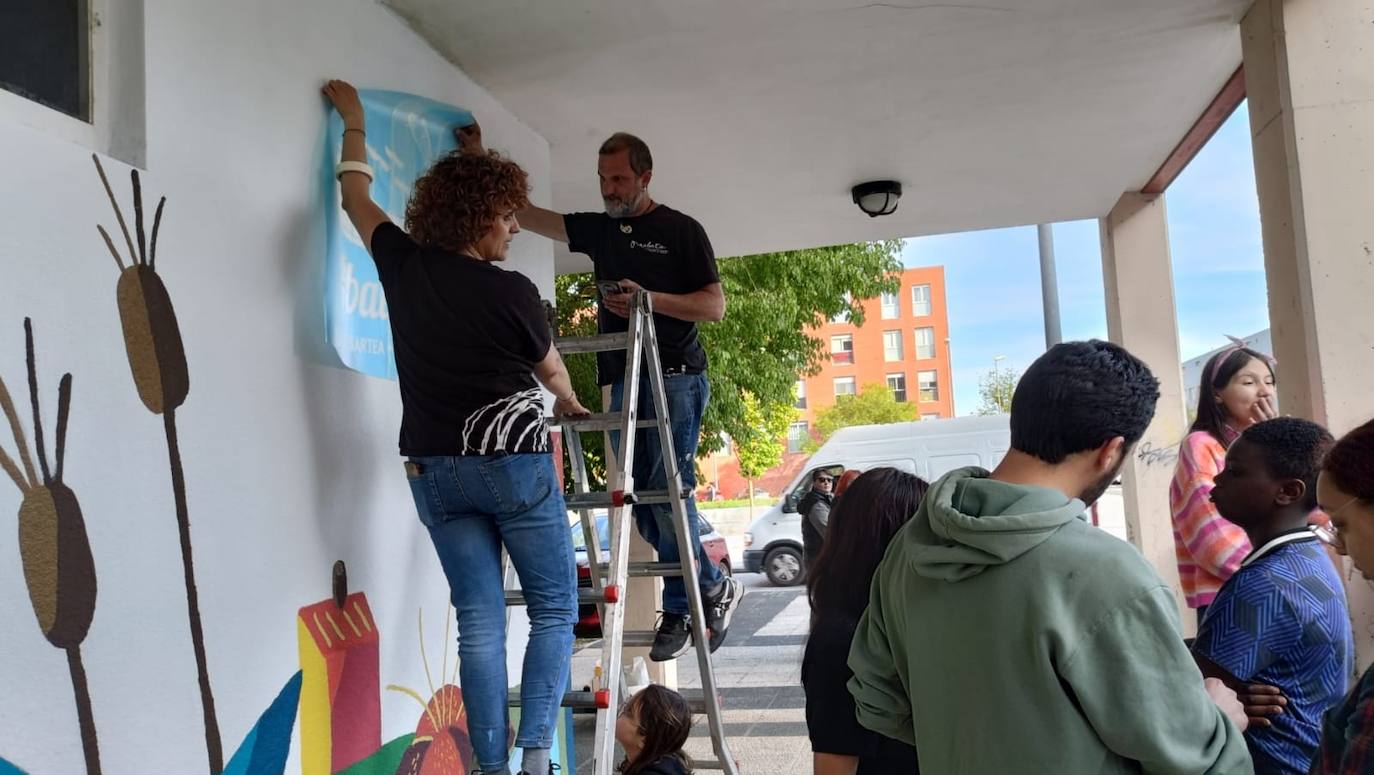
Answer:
[
  {"left": 564, "top": 206, "right": 719, "bottom": 385},
  {"left": 802, "top": 613, "right": 921, "bottom": 773},
  {"left": 370, "top": 223, "right": 551, "bottom": 456}
]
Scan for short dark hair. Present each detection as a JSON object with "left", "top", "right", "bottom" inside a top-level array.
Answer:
[
  {"left": 1190, "top": 347, "right": 1275, "bottom": 447},
  {"left": 1010, "top": 341, "right": 1160, "bottom": 464},
  {"left": 599, "top": 132, "right": 653, "bottom": 175},
  {"left": 1240, "top": 417, "right": 1334, "bottom": 510},
  {"left": 1324, "top": 417, "right": 1374, "bottom": 501}
]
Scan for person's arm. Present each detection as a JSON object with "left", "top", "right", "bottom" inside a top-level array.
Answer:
[
  {"left": 322, "top": 81, "right": 390, "bottom": 251},
  {"left": 1172, "top": 436, "right": 1250, "bottom": 579},
  {"left": 456, "top": 121, "right": 569, "bottom": 243},
  {"left": 532, "top": 343, "right": 590, "bottom": 418},
  {"left": 809, "top": 500, "right": 832, "bottom": 534},
  {"left": 813, "top": 754, "right": 859, "bottom": 775},
  {"left": 845, "top": 577, "right": 915, "bottom": 746},
  {"left": 604, "top": 280, "right": 726, "bottom": 323},
  {"left": 1059, "top": 585, "right": 1251, "bottom": 773}
]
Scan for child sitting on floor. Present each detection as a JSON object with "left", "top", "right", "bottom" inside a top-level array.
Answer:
[
  {"left": 616, "top": 684, "right": 693, "bottom": 775},
  {"left": 1191, "top": 417, "right": 1353, "bottom": 774}
]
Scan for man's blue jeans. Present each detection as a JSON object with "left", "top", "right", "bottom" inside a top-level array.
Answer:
[
  {"left": 405, "top": 452, "right": 576, "bottom": 771},
  {"left": 609, "top": 372, "right": 724, "bottom": 616}
]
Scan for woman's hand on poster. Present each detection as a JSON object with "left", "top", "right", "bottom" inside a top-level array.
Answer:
[
  {"left": 322, "top": 80, "right": 365, "bottom": 129},
  {"left": 455, "top": 121, "right": 485, "bottom": 154}
]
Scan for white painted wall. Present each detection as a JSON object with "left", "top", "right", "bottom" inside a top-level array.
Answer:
[{"left": 0, "top": 0, "right": 553, "bottom": 771}]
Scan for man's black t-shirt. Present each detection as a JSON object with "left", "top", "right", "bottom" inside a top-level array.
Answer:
[
  {"left": 563, "top": 205, "right": 719, "bottom": 385},
  {"left": 370, "top": 223, "right": 551, "bottom": 456}
]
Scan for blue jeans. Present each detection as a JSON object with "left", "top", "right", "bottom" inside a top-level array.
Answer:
[
  {"left": 405, "top": 453, "right": 576, "bottom": 771},
  {"left": 609, "top": 372, "right": 724, "bottom": 616}
]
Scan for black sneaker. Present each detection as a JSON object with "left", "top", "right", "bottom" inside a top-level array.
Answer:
[
  {"left": 649, "top": 611, "right": 693, "bottom": 662},
  {"left": 704, "top": 577, "right": 743, "bottom": 652},
  {"left": 516, "top": 764, "right": 560, "bottom": 775}
]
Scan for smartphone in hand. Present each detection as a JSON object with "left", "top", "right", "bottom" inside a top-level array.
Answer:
[{"left": 597, "top": 280, "right": 625, "bottom": 298}]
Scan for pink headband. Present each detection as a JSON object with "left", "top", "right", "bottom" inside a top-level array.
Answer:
[{"left": 1206, "top": 335, "right": 1277, "bottom": 387}]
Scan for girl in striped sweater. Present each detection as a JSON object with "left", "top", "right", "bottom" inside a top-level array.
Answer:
[{"left": 1171, "top": 342, "right": 1277, "bottom": 625}]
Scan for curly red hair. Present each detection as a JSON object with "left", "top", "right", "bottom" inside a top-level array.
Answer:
[{"left": 405, "top": 149, "right": 530, "bottom": 254}]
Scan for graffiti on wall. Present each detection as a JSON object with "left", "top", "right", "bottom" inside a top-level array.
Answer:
[
  {"left": 1, "top": 320, "right": 101, "bottom": 775},
  {"left": 92, "top": 155, "right": 222, "bottom": 773}
]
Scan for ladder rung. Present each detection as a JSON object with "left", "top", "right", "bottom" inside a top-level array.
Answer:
[
  {"left": 565, "top": 489, "right": 679, "bottom": 510},
  {"left": 553, "top": 332, "right": 629, "bottom": 354},
  {"left": 560, "top": 412, "right": 658, "bottom": 432},
  {"left": 592, "top": 561, "right": 688, "bottom": 578},
  {"left": 505, "top": 586, "right": 618, "bottom": 606},
  {"left": 513, "top": 690, "right": 611, "bottom": 709}
]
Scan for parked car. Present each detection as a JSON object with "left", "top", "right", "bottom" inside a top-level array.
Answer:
[
  {"left": 744, "top": 415, "right": 1012, "bottom": 587},
  {"left": 570, "top": 511, "right": 731, "bottom": 638}
]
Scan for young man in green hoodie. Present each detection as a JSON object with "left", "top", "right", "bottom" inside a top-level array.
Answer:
[{"left": 848, "top": 340, "right": 1253, "bottom": 774}]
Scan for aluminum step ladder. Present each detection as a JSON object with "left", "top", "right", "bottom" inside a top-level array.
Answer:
[{"left": 507, "top": 290, "right": 739, "bottom": 774}]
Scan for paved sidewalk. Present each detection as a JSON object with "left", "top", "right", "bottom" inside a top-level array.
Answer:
[{"left": 570, "top": 573, "right": 810, "bottom": 772}]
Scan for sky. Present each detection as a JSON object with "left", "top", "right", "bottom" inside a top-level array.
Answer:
[{"left": 901, "top": 102, "right": 1273, "bottom": 416}]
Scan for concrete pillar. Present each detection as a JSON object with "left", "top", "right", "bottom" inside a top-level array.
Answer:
[
  {"left": 1100, "top": 193, "right": 1192, "bottom": 632},
  {"left": 1242, "top": 0, "right": 1374, "bottom": 663}
]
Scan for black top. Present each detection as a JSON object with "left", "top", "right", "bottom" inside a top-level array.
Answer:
[
  {"left": 370, "top": 223, "right": 551, "bottom": 456},
  {"left": 564, "top": 206, "right": 719, "bottom": 384},
  {"left": 798, "top": 488, "right": 833, "bottom": 566},
  {"left": 633, "top": 755, "right": 691, "bottom": 775},
  {"left": 802, "top": 613, "right": 921, "bottom": 773}
]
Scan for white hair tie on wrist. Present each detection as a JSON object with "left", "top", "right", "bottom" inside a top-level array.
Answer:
[{"left": 335, "top": 161, "right": 374, "bottom": 182}]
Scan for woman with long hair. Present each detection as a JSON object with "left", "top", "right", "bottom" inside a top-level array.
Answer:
[
  {"left": 1312, "top": 418, "right": 1374, "bottom": 771},
  {"left": 1171, "top": 342, "right": 1277, "bottom": 624},
  {"left": 803, "top": 467, "right": 928, "bottom": 774},
  {"left": 323, "top": 80, "right": 588, "bottom": 775}
]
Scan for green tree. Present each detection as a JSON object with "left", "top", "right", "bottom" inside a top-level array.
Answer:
[
  {"left": 807, "top": 383, "right": 918, "bottom": 451},
  {"left": 735, "top": 394, "right": 796, "bottom": 511},
  {"left": 554, "top": 241, "right": 903, "bottom": 491},
  {"left": 975, "top": 366, "right": 1019, "bottom": 416}
]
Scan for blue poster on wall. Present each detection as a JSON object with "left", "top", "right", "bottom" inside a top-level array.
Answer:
[{"left": 323, "top": 90, "right": 473, "bottom": 379}]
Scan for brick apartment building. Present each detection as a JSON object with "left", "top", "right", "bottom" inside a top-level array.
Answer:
[{"left": 701, "top": 266, "right": 954, "bottom": 499}]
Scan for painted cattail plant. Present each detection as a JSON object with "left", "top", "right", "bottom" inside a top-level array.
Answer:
[
  {"left": 0, "top": 319, "right": 101, "bottom": 774},
  {"left": 91, "top": 155, "right": 221, "bottom": 773}
]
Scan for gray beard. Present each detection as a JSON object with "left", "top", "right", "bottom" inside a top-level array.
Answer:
[{"left": 604, "top": 192, "right": 646, "bottom": 218}]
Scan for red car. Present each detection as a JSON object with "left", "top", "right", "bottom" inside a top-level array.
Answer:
[{"left": 572, "top": 512, "right": 731, "bottom": 638}]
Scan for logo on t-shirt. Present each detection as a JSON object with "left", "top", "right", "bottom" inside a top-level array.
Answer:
[
  {"left": 620, "top": 223, "right": 633, "bottom": 234},
  {"left": 462, "top": 388, "right": 548, "bottom": 454},
  {"left": 629, "top": 240, "right": 669, "bottom": 255}
]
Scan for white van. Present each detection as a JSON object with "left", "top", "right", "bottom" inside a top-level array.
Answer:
[{"left": 742, "top": 415, "right": 1011, "bottom": 586}]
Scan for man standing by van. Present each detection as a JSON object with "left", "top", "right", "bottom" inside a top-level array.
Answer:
[
  {"left": 798, "top": 469, "right": 835, "bottom": 571},
  {"left": 457, "top": 123, "right": 741, "bottom": 662},
  {"left": 848, "top": 341, "right": 1251, "bottom": 772}
]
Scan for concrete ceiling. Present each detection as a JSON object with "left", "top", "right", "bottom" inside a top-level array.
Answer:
[{"left": 385, "top": 0, "right": 1250, "bottom": 273}]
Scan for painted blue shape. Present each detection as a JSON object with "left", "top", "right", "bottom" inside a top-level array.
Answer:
[
  {"left": 222, "top": 671, "right": 304, "bottom": 775},
  {"left": 323, "top": 89, "right": 475, "bottom": 379},
  {"left": 0, "top": 757, "right": 28, "bottom": 775}
]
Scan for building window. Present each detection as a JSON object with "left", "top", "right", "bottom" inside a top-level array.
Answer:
[
  {"left": 915, "top": 327, "right": 936, "bottom": 359},
  {"left": 787, "top": 422, "right": 810, "bottom": 453},
  {"left": 911, "top": 284, "right": 932, "bottom": 317},
  {"left": 918, "top": 370, "right": 939, "bottom": 402},
  {"left": 887, "top": 373, "right": 908, "bottom": 402},
  {"left": 794, "top": 380, "right": 807, "bottom": 409},
  {"left": 921, "top": 412, "right": 941, "bottom": 421},
  {"left": 883, "top": 330, "right": 903, "bottom": 362},
  {"left": 833, "top": 377, "right": 856, "bottom": 398},
  {"left": 880, "top": 291, "right": 900, "bottom": 319},
  {"left": 830, "top": 334, "right": 854, "bottom": 364},
  {"left": 1, "top": 0, "right": 90, "bottom": 122}
]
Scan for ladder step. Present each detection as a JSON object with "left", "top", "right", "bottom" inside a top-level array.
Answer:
[
  {"left": 553, "top": 332, "right": 629, "bottom": 354},
  {"left": 513, "top": 690, "right": 612, "bottom": 710},
  {"left": 592, "top": 561, "right": 689, "bottom": 578},
  {"left": 505, "top": 586, "right": 620, "bottom": 606},
  {"left": 560, "top": 412, "right": 658, "bottom": 433},
  {"left": 565, "top": 489, "right": 679, "bottom": 510}
]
